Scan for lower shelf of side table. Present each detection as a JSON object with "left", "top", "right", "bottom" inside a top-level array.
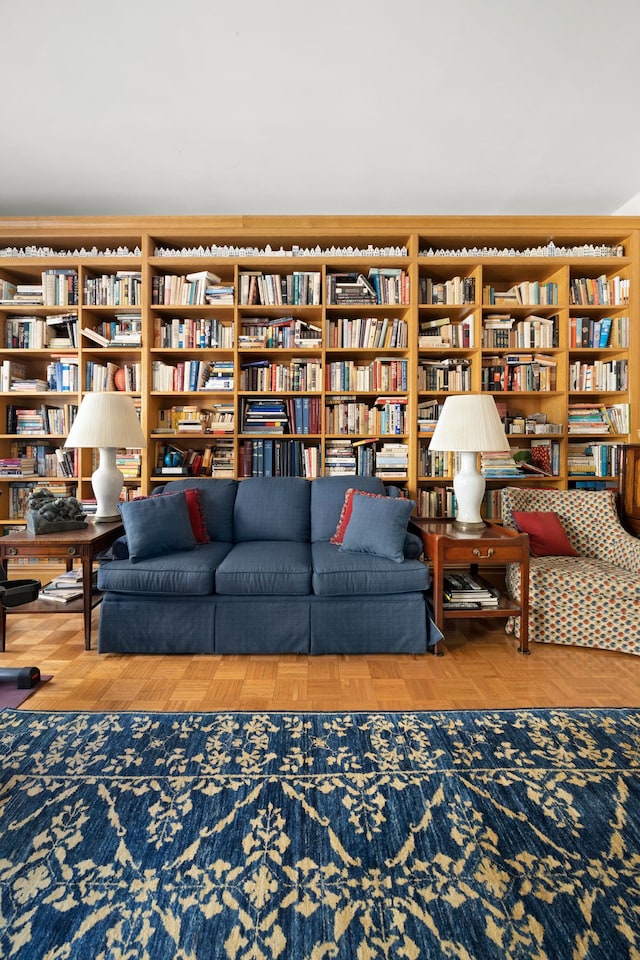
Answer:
[{"left": 3, "top": 591, "right": 104, "bottom": 617}]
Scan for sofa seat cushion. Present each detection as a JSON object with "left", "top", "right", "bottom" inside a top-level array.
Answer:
[
  {"left": 97, "top": 542, "right": 231, "bottom": 596},
  {"left": 311, "top": 540, "right": 430, "bottom": 597},
  {"left": 506, "top": 555, "right": 640, "bottom": 603},
  {"left": 215, "top": 541, "right": 312, "bottom": 595}
]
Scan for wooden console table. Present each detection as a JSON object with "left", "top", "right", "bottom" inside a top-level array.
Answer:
[
  {"left": 412, "top": 519, "right": 530, "bottom": 654},
  {"left": 0, "top": 520, "right": 124, "bottom": 652}
]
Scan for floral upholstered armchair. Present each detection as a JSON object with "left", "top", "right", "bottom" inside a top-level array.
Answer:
[{"left": 501, "top": 486, "right": 640, "bottom": 656}]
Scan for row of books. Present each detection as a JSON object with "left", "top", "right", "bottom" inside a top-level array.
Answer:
[
  {"left": 480, "top": 450, "right": 522, "bottom": 479},
  {"left": 323, "top": 439, "right": 408, "bottom": 478},
  {"left": 85, "top": 361, "right": 140, "bottom": 392},
  {"left": 155, "top": 403, "right": 235, "bottom": 435},
  {"left": 150, "top": 359, "right": 234, "bottom": 392},
  {"left": 567, "top": 442, "right": 623, "bottom": 478},
  {"left": 569, "top": 275, "right": 630, "bottom": 306},
  {"left": 418, "top": 315, "right": 473, "bottom": 348},
  {"left": 325, "top": 359, "right": 407, "bottom": 393},
  {"left": 6, "top": 403, "right": 77, "bottom": 435},
  {"left": 238, "top": 439, "right": 320, "bottom": 478},
  {"left": 568, "top": 359, "right": 627, "bottom": 392},
  {"left": 326, "top": 269, "right": 410, "bottom": 306},
  {"left": 238, "top": 317, "right": 321, "bottom": 349},
  {"left": 324, "top": 398, "right": 408, "bottom": 436},
  {"left": 482, "top": 354, "right": 557, "bottom": 392},
  {"left": 328, "top": 316, "right": 408, "bottom": 349},
  {"left": 153, "top": 316, "right": 234, "bottom": 349},
  {"left": 4, "top": 314, "right": 78, "bottom": 349},
  {"left": 83, "top": 272, "right": 142, "bottom": 306},
  {"left": 418, "top": 358, "right": 471, "bottom": 392},
  {"left": 240, "top": 358, "right": 322, "bottom": 392},
  {"left": 150, "top": 270, "right": 231, "bottom": 306},
  {"left": 239, "top": 271, "right": 321, "bottom": 306},
  {"left": 81, "top": 314, "right": 142, "bottom": 347},
  {"left": 240, "top": 397, "right": 322, "bottom": 435},
  {"left": 420, "top": 276, "right": 476, "bottom": 305},
  {"left": 8, "top": 442, "right": 78, "bottom": 478},
  {"left": 569, "top": 315, "right": 629, "bottom": 348},
  {"left": 567, "top": 402, "right": 630, "bottom": 435},
  {"left": 483, "top": 281, "right": 559, "bottom": 306},
  {"left": 419, "top": 449, "right": 459, "bottom": 478},
  {"left": 416, "top": 486, "right": 456, "bottom": 519},
  {"left": 155, "top": 440, "right": 234, "bottom": 477},
  {"left": 0, "top": 271, "right": 79, "bottom": 307},
  {"left": 481, "top": 314, "right": 558, "bottom": 350}
]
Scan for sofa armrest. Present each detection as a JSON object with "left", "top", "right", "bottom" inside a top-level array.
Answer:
[
  {"left": 404, "top": 530, "right": 423, "bottom": 560},
  {"left": 110, "top": 535, "right": 130, "bottom": 561}
]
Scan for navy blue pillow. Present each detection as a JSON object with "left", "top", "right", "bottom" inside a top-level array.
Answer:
[
  {"left": 340, "top": 493, "right": 415, "bottom": 563},
  {"left": 119, "top": 493, "right": 197, "bottom": 563}
]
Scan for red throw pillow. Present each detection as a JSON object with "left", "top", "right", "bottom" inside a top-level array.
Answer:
[
  {"left": 331, "top": 488, "right": 385, "bottom": 544},
  {"left": 134, "top": 488, "right": 210, "bottom": 544},
  {"left": 511, "top": 510, "right": 578, "bottom": 558}
]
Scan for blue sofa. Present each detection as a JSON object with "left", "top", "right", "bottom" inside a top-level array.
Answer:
[{"left": 97, "top": 475, "right": 441, "bottom": 655}]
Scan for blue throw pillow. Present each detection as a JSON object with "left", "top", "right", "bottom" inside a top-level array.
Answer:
[
  {"left": 340, "top": 493, "right": 415, "bottom": 563},
  {"left": 120, "top": 492, "right": 197, "bottom": 563}
]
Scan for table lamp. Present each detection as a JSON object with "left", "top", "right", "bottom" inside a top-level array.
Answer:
[
  {"left": 65, "top": 393, "right": 146, "bottom": 522},
  {"left": 428, "top": 394, "right": 510, "bottom": 530}
]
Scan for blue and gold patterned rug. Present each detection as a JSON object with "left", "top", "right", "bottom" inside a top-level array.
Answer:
[{"left": 1, "top": 707, "right": 639, "bottom": 959}]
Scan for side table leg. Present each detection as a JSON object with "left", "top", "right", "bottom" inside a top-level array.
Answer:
[
  {"left": 518, "top": 554, "right": 530, "bottom": 655},
  {"left": 0, "top": 603, "right": 6, "bottom": 653},
  {"left": 82, "top": 557, "right": 93, "bottom": 651}
]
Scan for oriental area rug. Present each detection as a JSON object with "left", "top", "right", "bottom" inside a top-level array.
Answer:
[{"left": 1, "top": 708, "right": 639, "bottom": 960}]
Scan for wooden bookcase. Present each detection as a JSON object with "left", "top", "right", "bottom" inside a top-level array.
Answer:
[{"left": 0, "top": 215, "right": 637, "bottom": 536}]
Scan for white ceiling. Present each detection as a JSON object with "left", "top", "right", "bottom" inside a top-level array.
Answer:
[{"left": 3, "top": 0, "right": 640, "bottom": 218}]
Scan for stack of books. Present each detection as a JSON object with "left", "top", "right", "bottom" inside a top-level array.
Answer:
[
  {"left": 39, "top": 567, "right": 95, "bottom": 604},
  {"left": 442, "top": 573, "right": 500, "bottom": 609}
]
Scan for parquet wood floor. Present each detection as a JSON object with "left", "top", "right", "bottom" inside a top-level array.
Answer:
[{"left": 4, "top": 609, "right": 640, "bottom": 712}]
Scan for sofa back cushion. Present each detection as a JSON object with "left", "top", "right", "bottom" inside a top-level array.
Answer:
[
  {"left": 233, "top": 476, "right": 311, "bottom": 542},
  {"left": 310, "top": 475, "right": 386, "bottom": 542},
  {"left": 153, "top": 479, "right": 238, "bottom": 542}
]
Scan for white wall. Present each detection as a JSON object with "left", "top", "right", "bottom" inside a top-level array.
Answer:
[{"left": 3, "top": 0, "right": 640, "bottom": 216}]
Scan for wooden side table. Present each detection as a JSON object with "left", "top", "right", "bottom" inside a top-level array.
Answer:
[
  {"left": 0, "top": 519, "right": 124, "bottom": 652},
  {"left": 412, "top": 519, "right": 530, "bottom": 654}
]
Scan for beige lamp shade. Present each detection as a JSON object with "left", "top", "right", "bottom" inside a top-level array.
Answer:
[
  {"left": 65, "top": 393, "right": 146, "bottom": 521},
  {"left": 429, "top": 394, "right": 510, "bottom": 453},
  {"left": 65, "top": 392, "right": 146, "bottom": 449}
]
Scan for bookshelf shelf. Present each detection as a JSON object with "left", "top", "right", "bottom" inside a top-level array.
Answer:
[{"left": 0, "top": 215, "right": 637, "bottom": 527}]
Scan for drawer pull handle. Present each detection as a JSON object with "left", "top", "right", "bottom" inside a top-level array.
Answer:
[
  {"left": 67, "top": 547, "right": 77, "bottom": 556},
  {"left": 7, "top": 547, "right": 18, "bottom": 557},
  {"left": 472, "top": 548, "right": 494, "bottom": 559}
]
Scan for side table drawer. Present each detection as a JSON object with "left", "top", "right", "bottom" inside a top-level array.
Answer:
[
  {"left": 2, "top": 544, "right": 80, "bottom": 559},
  {"left": 440, "top": 542, "right": 526, "bottom": 565}
]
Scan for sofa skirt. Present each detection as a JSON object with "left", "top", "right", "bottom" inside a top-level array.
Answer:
[
  {"left": 98, "top": 594, "right": 216, "bottom": 654},
  {"left": 98, "top": 591, "right": 439, "bottom": 655}
]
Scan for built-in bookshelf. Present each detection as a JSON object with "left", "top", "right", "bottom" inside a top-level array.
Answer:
[{"left": 0, "top": 215, "right": 637, "bottom": 531}]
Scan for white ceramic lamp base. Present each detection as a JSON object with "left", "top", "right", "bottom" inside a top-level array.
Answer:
[
  {"left": 92, "top": 447, "right": 124, "bottom": 522},
  {"left": 453, "top": 450, "right": 486, "bottom": 531}
]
